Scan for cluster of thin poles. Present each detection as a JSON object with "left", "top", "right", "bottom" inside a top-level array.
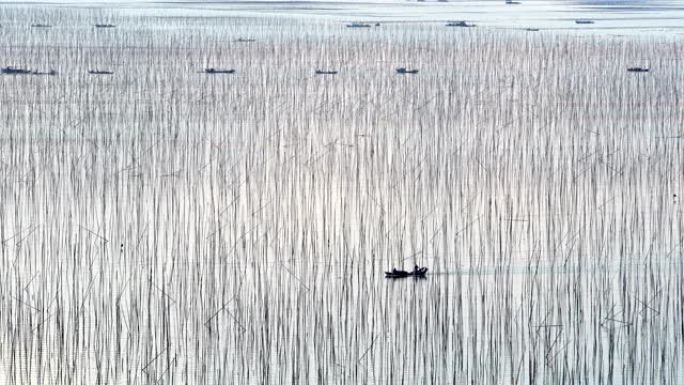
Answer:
[{"left": 0, "top": 5, "right": 682, "bottom": 384}]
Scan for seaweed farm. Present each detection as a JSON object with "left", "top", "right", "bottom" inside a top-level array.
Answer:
[{"left": 0, "top": 5, "right": 683, "bottom": 384}]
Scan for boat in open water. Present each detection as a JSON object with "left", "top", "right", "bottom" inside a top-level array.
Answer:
[
  {"left": 385, "top": 266, "right": 428, "bottom": 279},
  {"left": 446, "top": 21, "right": 475, "bottom": 28},
  {"left": 346, "top": 22, "right": 371, "bottom": 28},
  {"left": 1, "top": 67, "right": 32, "bottom": 75},
  {"left": 204, "top": 68, "right": 235, "bottom": 74}
]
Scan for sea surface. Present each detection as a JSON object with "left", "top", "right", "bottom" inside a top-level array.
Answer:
[
  {"left": 1, "top": 2, "right": 683, "bottom": 384},
  {"left": 51, "top": 0, "right": 684, "bottom": 36}
]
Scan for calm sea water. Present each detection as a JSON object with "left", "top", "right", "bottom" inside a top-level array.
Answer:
[{"left": 107, "top": 0, "right": 684, "bottom": 36}]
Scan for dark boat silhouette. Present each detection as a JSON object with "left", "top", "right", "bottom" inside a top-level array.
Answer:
[
  {"left": 396, "top": 67, "right": 418, "bottom": 75},
  {"left": 525, "top": 28, "right": 540, "bottom": 32},
  {"left": 1, "top": 67, "right": 56, "bottom": 76},
  {"left": 575, "top": 19, "right": 594, "bottom": 25},
  {"left": 346, "top": 22, "right": 371, "bottom": 28},
  {"left": 627, "top": 67, "right": 649, "bottom": 73},
  {"left": 95, "top": 24, "right": 116, "bottom": 28},
  {"left": 385, "top": 266, "right": 428, "bottom": 279},
  {"left": 204, "top": 68, "right": 235, "bottom": 74},
  {"left": 315, "top": 70, "right": 338, "bottom": 75},
  {"left": 446, "top": 20, "right": 475, "bottom": 27},
  {"left": 31, "top": 69, "right": 57, "bottom": 76},
  {"left": 236, "top": 38, "right": 256, "bottom": 43},
  {"left": 31, "top": 24, "right": 51, "bottom": 28},
  {"left": 88, "top": 69, "right": 114, "bottom": 75},
  {"left": 2, "top": 66, "right": 32, "bottom": 75}
]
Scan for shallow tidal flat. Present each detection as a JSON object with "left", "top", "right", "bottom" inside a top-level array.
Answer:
[{"left": 0, "top": 6, "right": 683, "bottom": 384}]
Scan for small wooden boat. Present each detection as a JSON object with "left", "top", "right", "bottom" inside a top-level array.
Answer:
[
  {"left": 315, "top": 70, "right": 338, "bottom": 75},
  {"left": 204, "top": 68, "right": 235, "bottom": 74},
  {"left": 1, "top": 66, "right": 32, "bottom": 75},
  {"left": 88, "top": 70, "right": 114, "bottom": 75},
  {"left": 31, "top": 24, "right": 51, "bottom": 28},
  {"left": 95, "top": 24, "right": 116, "bottom": 28},
  {"left": 627, "top": 67, "right": 649, "bottom": 73},
  {"left": 236, "top": 38, "right": 256, "bottom": 43},
  {"left": 575, "top": 19, "right": 594, "bottom": 25},
  {"left": 446, "top": 21, "right": 475, "bottom": 28},
  {"left": 31, "top": 69, "right": 57, "bottom": 76},
  {"left": 347, "top": 22, "right": 371, "bottom": 28},
  {"left": 525, "top": 28, "right": 540, "bottom": 32},
  {"left": 396, "top": 67, "right": 418, "bottom": 75},
  {"left": 385, "top": 266, "right": 428, "bottom": 279},
  {"left": 2, "top": 67, "right": 56, "bottom": 76}
]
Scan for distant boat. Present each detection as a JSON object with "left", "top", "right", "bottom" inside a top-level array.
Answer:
[
  {"left": 627, "top": 67, "right": 650, "bottom": 73},
  {"left": 236, "top": 38, "right": 256, "bottom": 43},
  {"left": 446, "top": 20, "right": 475, "bottom": 28},
  {"left": 204, "top": 68, "right": 235, "bottom": 74},
  {"left": 1, "top": 67, "right": 56, "bottom": 76},
  {"left": 31, "top": 69, "right": 57, "bottom": 76},
  {"left": 385, "top": 266, "right": 428, "bottom": 279},
  {"left": 396, "top": 67, "right": 418, "bottom": 75},
  {"left": 346, "top": 22, "right": 371, "bottom": 28},
  {"left": 94, "top": 24, "right": 116, "bottom": 28},
  {"left": 575, "top": 19, "right": 594, "bottom": 25},
  {"left": 88, "top": 70, "right": 114, "bottom": 75},
  {"left": 505, "top": 0, "right": 521, "bottom": 4},
  {"left": 1, "top": 66, "right": 32, "bottom": 75},
  {"left": 31, "top": 24, "right": 51, "bottom": 28},
  {"left": 315, "top": 70, "right": 338, "bottom": 75},
  {"left": 525, "top": 28, "right": 540, "bottom": 32}
]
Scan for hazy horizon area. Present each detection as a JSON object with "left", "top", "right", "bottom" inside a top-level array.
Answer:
[
  {"left": 1, "top": 0, "right": 684, "bottom": 35},
  {"left": 0, "top": 0, "right": 684, "bottom": 36}
]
